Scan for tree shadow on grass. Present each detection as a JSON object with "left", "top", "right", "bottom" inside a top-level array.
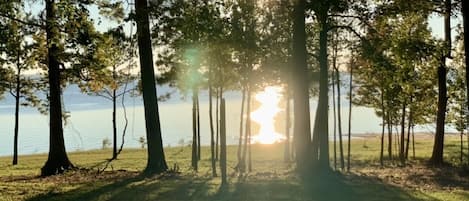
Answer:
[{"left": 26, "top": 171, "right": 441, "bottom": 201}]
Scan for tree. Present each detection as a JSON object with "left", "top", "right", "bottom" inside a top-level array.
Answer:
[
  {"left": 2, "top": 7, "right": 45, "bottom": 165},
  {"left": 135, "top": 0, "right": 168, "bottom": 174},
  {"left": 77, "top": 28, "right": 135, "bottom": 160},
  {"left": 41, "top": 0, "right": 74, "bottom": 176},
  {"left": 292, "top": 0, "right": 312, "bottom": 173},
  {"left": 430, "top": 0, "right": 451, "bottom": 166}
]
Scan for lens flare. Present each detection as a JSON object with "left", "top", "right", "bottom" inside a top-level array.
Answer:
[{"left": 250, "top": 86, "right": 285, "bottom": 144}]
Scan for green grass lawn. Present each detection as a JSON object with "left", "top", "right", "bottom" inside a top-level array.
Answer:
[{"left": 0, "top": 134, "right": 468, "bottom": 201}]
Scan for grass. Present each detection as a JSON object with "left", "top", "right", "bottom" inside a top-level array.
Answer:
[{"left": 0, "top": 134, "right": 468, "bottom": 201}]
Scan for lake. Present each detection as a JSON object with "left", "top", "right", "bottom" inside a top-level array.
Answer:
[{"left": 0, "top": 83, "right": 419, "bottom": 157}]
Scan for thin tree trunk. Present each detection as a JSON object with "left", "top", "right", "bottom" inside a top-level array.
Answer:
[
  {"left": 332, "top": 65, "right": 337, "bottom": 170},
  {"left": 197, "top": 90, "right": 201, "bottom": 161},
  {"left": 347, "top": 57, "right": 353, "bottom": 172},
  {"left": 284, "top": 93, "right": 291, "bottom": 162},
  {"left": 135, "top": 0, "right": 168, "bottom": 174},
  {"left": 412, "top": 125, "right": 415, "bottom": 159},
  {"left": 460, "top": 103, "right": 464, "bottom": 164},
  {"left": 399, "top": 102, "right": 406, "bottom": 165},
  {"left": 335, "top": 67, "right": 344, "bottom": 170},
  {"left": 13, "top": 67, "right": 21, "bottom": 165},
  {"left": 237, "top": 88, "right": 246, "bottom": 167},
  {"left": 248, "top": 94, "right": 252, "bottom": 172},
  {"left": 208, "top": 72, "right": 216, "bottom": 176},
  {"left": 41, "top": 0, "right": 74, "bottom": 176},
  {"left": 215, "top": 89, "right": 219, "bottom": 161},
  {"left": 112, "top": 65, "right": 117, "bottom": 160},
  {"left": 387, "top": 112, "right": 393, "bottom": 160},
  {"left": 380, "top": 90, "right": 385, "bottom": 166},
  {"left": 405, "top": 101, "right": 413, "bottom": 159},
  {"left": 191, "top": 89, "right": 198, "bottom": 171},
  {"left": 220, "top": 98, "right": 227, "bottom": 186},
  {"left": 241, "top": 88, "right": 251, "bottom": 172}
]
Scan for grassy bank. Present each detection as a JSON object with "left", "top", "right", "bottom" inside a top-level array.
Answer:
[{"left": 0, "top": 134, "right": 468, "bottom": 201}]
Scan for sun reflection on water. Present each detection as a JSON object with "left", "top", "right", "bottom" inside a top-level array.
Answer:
[{"left": 250, "top": 86, "right": 285, "bottom": 144}]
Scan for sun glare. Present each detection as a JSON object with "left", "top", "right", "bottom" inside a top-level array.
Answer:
[{"left": 250, "top": 86, "right": 285, "bottom": 144}]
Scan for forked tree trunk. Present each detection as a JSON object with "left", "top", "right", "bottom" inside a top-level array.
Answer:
[
  {"left": 135, "top": 0, "right": 168, "bottom": 174},
  {"left": 41, "top": 0, "right": 74, "bottom": 176}
]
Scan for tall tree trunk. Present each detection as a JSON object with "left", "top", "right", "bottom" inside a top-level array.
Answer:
[
  {"left": 135, "top": 0, "right": 168, "bottom": 174},
  {"left": 284, "top": 93, "right": 291, "bottom": 162},
  {"left": 208, "top": 71, "right": 216, "bottom": 176},
  {"left": 41, "top": 0, "right": 73, "bottom": 176},
  {"left": 197, "top": 90, "right": 201, "bottom": 161},
  {"left": 387, "top": 111, "right": 393, "bottom": 160},
  {"left": 380, "top": 89, "right": 385, "bottom": 166},
  {"left": 430, "top": 0, "right": 451, "bottom": 166},
  {"left": 241, "top": 88, "right": 251, "bottom": 172},
  {"left": 332, "top": 70, "right": 337, "bottom": 170},
  {"left": 316, "top": 12, "right": 330, "bottom": 171},
  {"left": 215, "top": 89, "right": 219, "bottom": 161},
  {"left": 112, "top": 65, "right": 117, "bottom": 160},
  {"left": 12, "top": 67, "right": 21, "bottom": 165},
  {"left": 220, "top": 98, "right": 227, "bottom": 186},
  {"left": 347, "top": 56, "right": 353, "bottom": 172},
  {"left": 335, "top": 67, "right": 344, "bottom": 170},
  {"left": 192, "top": 88, "right": 198, "bottom": 171},
  {"left": 405, "top": 101, "right": 413, "bottom": 159},
  {"left": 292, "top": 0, "right": 312, "bottom": 172},
  {"left": 412, "top": 125, "right": 416, "bottom": 159},
  {"left": 460, "top": 103, "right": 464, "bottom": 164},
  {"left": 237, "top": 88, "right": 246, "bottom": 166},
  {"left": 399, "top": 102, "right": 406, "bottom": 165}
]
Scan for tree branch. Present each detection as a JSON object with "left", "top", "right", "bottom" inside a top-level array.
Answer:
[{"left": 0, "top": 13, "right": 44, "bottom": 29}]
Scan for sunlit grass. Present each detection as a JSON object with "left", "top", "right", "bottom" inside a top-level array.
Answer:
[{"left": 0, "top": 135, "right": 467, "bottom": 201}]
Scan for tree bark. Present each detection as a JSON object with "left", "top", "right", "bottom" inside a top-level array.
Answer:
[
  {"left": 215, "top": 89, "right": 219, "bottom": 161},
  {"left": 220, "top": 98, "right": 227, "bottom": 186},
  {"left": 192, "top": 88, "right": 198, "bottom": 171},
  {"left": 292, "top": 0, "right": 312, "bottom": 172},
  {"left": 241, "top": 88, "right": 251, "bottom": 172},
  {"left": 332, "top": 69, "right": 337, "bottom": 170},
  {"left": 112, "top": 65, "right": 117, "bottom": 160},
  {"left": 237, "top": 88, "right": 246, "bottom": 166},
  {"left": 209, "top": 68, "right": 216, "bottom": 176},
  {"left": 316, "top": 13, "right": 330, "bottom": 171},
  {"left": 387, "top": 111, "right": 393, "bottom": 160},
  {"left": 135, "top": 0, "right": 168, "bottom": 174},
  {"left": 284, "top": 93, "right": 291, "bottom": 162},
  {"left": 197, "top": 90, "right": 201, "bottom": 161},
  {"left": 399, "top": 101, "right": 406, "bottom": 165},
  {"left": 405, "top": 100, "right": 413, "bottom": 159},
  {"left": 380, "top": 89, "right": 385, "bottom": 166},
  {"left": 12, "top": 67, "right": 21, "bottom": 165},
  {"left": 41, "top": 0, "right": 74, "bottom": 176},
  {"left": 335, "top": 67, "right": 344, "bottom": 170},
  {"left": 347, "top": 56, "right": 353, "bottom": 172}
]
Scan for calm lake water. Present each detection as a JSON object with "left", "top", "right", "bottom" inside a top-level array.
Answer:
[{"left": 0, "top": 83, "right": 418, "bottom": 157}]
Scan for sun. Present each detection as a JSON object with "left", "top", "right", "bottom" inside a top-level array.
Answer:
[{"left": 250, "top": 86, "right": 285, "bottom": 144}]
